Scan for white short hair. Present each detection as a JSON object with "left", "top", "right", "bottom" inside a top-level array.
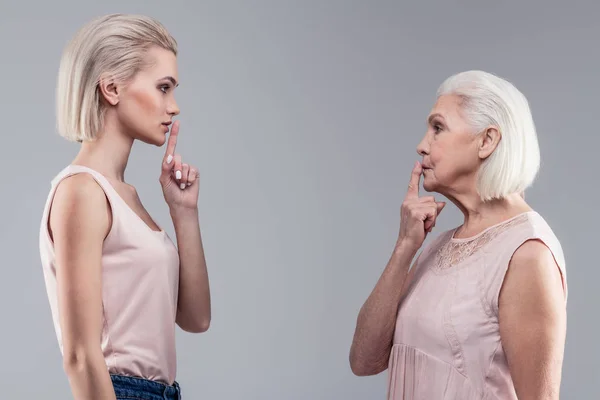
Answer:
[
  {"left": 56, "top": 14, "right": 178, "bottom": 142},
  {"left": 436, "top": 70, "right": 540, "bottom": 201}
]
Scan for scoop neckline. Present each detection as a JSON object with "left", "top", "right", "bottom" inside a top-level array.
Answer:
[{"left": 450, "top": 211, "right": 536, "bottom": 242}]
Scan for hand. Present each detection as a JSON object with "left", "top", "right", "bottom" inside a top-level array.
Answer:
[
  {"left": 160, "top": 121, "right": 199, "bottom": 211},
  {"left": 397, "top": 161, "right": 446, "bottom": 249}
]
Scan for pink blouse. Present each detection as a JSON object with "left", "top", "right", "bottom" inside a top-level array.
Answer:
[{"left": 388, "top": 211, "right": 567, "bottom": 399}]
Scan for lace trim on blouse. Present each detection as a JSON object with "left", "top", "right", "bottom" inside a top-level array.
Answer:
[{"left": 433, "top": 213, "right": 530, "bottom": 273}]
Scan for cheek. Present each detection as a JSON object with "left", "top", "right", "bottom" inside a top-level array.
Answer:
[
  {"left": 432, "top": 145, "right": 478, "bottom": 182},
  {"left": 429, "top": 140, "right": 444, "bottom": 166},
  {"left": 428, "top": 140, "right": 468, "bottom": 179},
  {"left": 129, "top": 89, "right": 161, "bottom": 116}
]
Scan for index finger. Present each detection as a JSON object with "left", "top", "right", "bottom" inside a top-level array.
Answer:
[
  {"left": 165, "top": 120, "right": 180, "bottom": 158},
  {"left": 405, "top": 161, "right": 422, "bottom": 200}
]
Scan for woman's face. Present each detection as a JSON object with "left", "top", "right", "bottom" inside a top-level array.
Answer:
[
  {"left": 116, "top": 46, "right": 180, "bottom": 146},
  {"left": 416, "top": 94, "right": 484, "bottom": 196}
]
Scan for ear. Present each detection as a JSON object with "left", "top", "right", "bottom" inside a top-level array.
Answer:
[
  {"left": 98, "top": 76, "right": 120, "bottom": 106},
  {"left": 478, "top": 126, "right": 501, "bottom": 160}
]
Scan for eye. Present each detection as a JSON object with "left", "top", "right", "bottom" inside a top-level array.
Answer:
[
  {"left": 159, "top": 85, "right": 170, "bottom": 94},
  {"left": 433, "top": 124, "right": 442, "bottom": 133}
]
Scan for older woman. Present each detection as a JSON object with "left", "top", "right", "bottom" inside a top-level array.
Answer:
[{"left": 349, "top": 70, "right": 567, "bottom": 400}]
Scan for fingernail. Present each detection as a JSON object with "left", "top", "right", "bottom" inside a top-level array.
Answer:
[
  {"left": 166, "top": 154, "right": 173, "bottom": 164},
  {"left": 175, "top": 170, "right": 182, "bottom": 180},
  {"left": 180, "top": 183, "right": 186, "bottom": 189},
  {"left": 187, "top": 182, "right": 192, "bottom": 186}
]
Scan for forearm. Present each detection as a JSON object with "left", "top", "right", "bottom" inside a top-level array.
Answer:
[
  {"left": 170, "top": 207, "right": 211, "bottom": 332},
  {"left": 350, "top": 240, "right": 419, "bottom": 375},
  {"left": 63, "top": 348, "right": 116, "bottom": 400}
]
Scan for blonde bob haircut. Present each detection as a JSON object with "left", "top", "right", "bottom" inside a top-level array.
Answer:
[
  {"left": 56, "top": 14, "right": 177, "bottom": 142},
  {"left": 436, "top": 70, "right": 541, "bottom": 202}
]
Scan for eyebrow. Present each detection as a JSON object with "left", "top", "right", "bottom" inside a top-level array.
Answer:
[
  {"left": 427, "top": 113, "right": 445, "bottom": 125},
  {"left": 161, "top": 76, "right": 179, "bottom": 87}
]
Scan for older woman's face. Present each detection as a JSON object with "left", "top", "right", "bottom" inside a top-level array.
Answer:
[{"left": 416, "top": 95, "right": 482, "bottom": 195}]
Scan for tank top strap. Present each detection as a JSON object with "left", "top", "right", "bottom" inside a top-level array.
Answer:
[
  {"left": 484, "top": 211, "right": 567, "bottom": 317},
  {"left": 50, "top": 164, "right": 120, "bottom": 200},
  {"left": 42, "top": 164, "right": 126, "bottom": 245}
]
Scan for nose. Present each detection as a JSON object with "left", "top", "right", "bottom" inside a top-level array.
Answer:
[
  {"left": 416, "top": 134, "right": 429, "bottom": 156},
  {"left": 167, "top": 100, "right": 180, "bottom": 117}
]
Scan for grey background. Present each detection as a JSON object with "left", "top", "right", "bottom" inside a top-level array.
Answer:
[{"left": 0, "top": 0, "right": 597, "bottom": 398}]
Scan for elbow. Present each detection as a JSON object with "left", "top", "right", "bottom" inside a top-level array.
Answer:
[
  {"left": 180, "top": 317, "right": 211, "bottom": 333},
  {"left": 62, "top": 345, "right": 99, "bottom": 376},
  {"left": 350, "top": 361, "right": 367, "bottom": 376},
  {"left": 349, "top": 355, "right": 384, "bottom": 377},
  {"left": 62, "top": 350, "right": 83, "bottom": 375},
  {"left": 350, "top": 361, "right": 375, "bottom": 377},
  {"left": 190, "top": 318, "right": 211, "bottom": 333},
  {"left": 176, "top": 305, "right": 211, "bottom": 333}
]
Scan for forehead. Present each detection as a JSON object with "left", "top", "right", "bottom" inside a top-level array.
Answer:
[
  {"left": 141, "top": 46, "right": 178, "bottom": 79},
  {"left": 428, "top": 94, "right": 465, "bottom": 124}
]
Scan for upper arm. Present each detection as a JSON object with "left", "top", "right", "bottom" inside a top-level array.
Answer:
[
  {"left": 49, "top": 174, "right": 112, "bottom": 360},
  {"left": 498, "top": 239, "right": 566, "bottom": 400}
]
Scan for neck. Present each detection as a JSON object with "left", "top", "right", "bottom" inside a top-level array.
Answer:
[
  {"left": 72, "top": 117, "right": 134, "bottom": 182},
  {"left": 445, "top": 189, "right": 531, "bottom": 237}
]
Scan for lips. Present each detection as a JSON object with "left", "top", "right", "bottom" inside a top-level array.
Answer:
[{"left": 161, "top": 122, "right": 171, "bottom": 132}]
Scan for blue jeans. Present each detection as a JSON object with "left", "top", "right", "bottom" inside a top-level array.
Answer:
[{"left": 110, "top": 374, "right": 182, "bottom": 400}]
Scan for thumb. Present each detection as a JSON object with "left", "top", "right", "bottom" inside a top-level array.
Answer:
[{"left": 436, "top": 201, "right": 446, "bottom": 214}]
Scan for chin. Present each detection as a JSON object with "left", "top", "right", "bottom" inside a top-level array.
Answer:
[
  {"left": 154, "top": 134, "right": 168, "bottom": 146},
  {"left": 422, "top": 180, "right": 436, "bottom": 193},
  {"left": 138, "top": 133, "right": 167, "bottom": 146}
]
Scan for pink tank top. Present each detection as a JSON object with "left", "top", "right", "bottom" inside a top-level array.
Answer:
[
  {"left": 387, "top": 211, "right": 567, "bottom": 399},
  {"left": 39, "top": 165, "right": 180, "bottom": 385}
]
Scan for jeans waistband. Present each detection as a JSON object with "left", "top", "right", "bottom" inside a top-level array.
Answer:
[{"left": 110, "top": 374, "right": 181, "bottom": 400}]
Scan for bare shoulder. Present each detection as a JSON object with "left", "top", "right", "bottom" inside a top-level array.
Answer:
[
  {"left": 500, "top": 239, "right": 566, "bottom": 310},
  {"left": 510, "top": 239, "right": 563, "bottom": 287},
  {"left": 49, "top": 173, "right": 111, "bottom": 241}
]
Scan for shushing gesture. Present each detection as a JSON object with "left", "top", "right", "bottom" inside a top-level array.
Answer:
[
  {"left": 160, "top": 121, "right": 199, "bottom": 211},
  {"left": 398, "top": 161, "right": 446, "bottom": 249}
]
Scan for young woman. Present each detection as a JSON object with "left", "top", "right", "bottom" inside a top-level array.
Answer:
[{"left": 39, "top": 14, "right": 211, "bottom": 400}]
